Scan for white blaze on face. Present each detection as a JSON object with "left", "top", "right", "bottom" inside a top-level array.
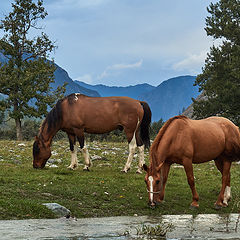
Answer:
[{"left": 148, "top": 176, "right": 154, "bottom": 202}]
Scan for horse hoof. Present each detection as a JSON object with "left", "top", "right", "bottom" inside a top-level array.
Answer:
[
  {"left": 214, "top": 203, "right": 223, "bottom": 210},
  {"left": 190, "top": 203, "right": 199, "bottom": 209},
  {"left": 121, "top": 168, "right": 130, "bottom": 173},
  {"left": 223, "top": 201, "right": 228, "bottom": 206},
  {"left": 67, "top": 166, "right": 75, "bottom": 170},
  {"left": 83, "top": 167, "right": 90, "bottom": 171},
  {"left": 136, "top": 169, "right": 142, "bottom": 174}
]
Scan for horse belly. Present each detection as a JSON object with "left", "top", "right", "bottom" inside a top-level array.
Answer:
[{"left": 84, "top": 120, "right": 118, "bottom": 134}]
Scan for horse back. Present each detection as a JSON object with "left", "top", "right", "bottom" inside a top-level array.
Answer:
[
  {"left": 60, "top": 94, "right": 144, "bottom": 133},
  {"left": 153, "top": 116, "right": 240, "bottom": 164}
]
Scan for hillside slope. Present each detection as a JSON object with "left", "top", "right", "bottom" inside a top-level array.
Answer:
[{"left": 139, "top": 76, "right": 199, "bottom": 121}]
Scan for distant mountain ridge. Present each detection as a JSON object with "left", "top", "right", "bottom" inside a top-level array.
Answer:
[
  {"left": 53, "top": 65, "right": 100, "bottom": 97},
  {"left": 75, "top": 80, "right": 155, "bottom": 99}
]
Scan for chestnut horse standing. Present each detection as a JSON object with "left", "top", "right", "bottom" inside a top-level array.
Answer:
[
  {"left": 143, "top": 115, "right": 240, "bottom": 208},
  {"left": 33, "top": 93, "right": 151, "bottom": 173}
]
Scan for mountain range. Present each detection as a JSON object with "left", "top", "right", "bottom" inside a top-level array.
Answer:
[{"left": 0, "top": 52, "right": 200, "bottom": 122}]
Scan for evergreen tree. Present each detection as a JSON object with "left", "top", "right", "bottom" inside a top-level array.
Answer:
[
  {"left": 150, "top": 118, "right": 164, "bottom": 139},
  {"left": 193, "top": 0, "right": 240, "bottom": 125},
  {"left": 0, "top": 0, "right": 66, "bottom": 140}
]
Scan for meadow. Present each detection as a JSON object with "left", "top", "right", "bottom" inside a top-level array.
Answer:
[{"left": 0, "top": 139, "right": 240, "bottom": 220}]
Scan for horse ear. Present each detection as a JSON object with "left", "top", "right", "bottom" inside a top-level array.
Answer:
[
  {"left": 142, "top": 164, "right": 149, "bottom": 172},
  {"left": 156, "top": 162, "right": 164, "bottom": 172}
]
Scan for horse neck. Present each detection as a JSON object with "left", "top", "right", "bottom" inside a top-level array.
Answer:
[
  {"left": 39, "top": 122, "right": 59, "bottom": 147},
  {"left": 150, "top": 140, "right": 168, "bottom": 170}
]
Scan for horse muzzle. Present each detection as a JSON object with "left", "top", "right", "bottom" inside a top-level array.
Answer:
[
  {"left": 33, "top": 162, "right": 45, "bottom": 169},
  {"left": 149, "top": 201, "right": 157, "bottom": 209}
]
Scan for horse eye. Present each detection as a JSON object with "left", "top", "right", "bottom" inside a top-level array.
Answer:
[{"left": 156, "top": 180, "right": 160, "bottom": 185}]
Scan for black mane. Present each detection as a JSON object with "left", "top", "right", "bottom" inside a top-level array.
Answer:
[{"left": 40, "top": 98, "right": 64, "bottom": 134}]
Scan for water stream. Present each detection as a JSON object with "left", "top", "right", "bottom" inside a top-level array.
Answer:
[{"left": 0, "top": 214, "right": 239, "bottom": 240}]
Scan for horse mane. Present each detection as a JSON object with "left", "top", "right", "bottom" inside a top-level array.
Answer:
[
  {"left": 38, "top": 93, "right": 88, "bottom": 137},
  {"left": 150, "top": 115, "right": 188, "bottom": 168},
  {"left": 39, "top": 98, "right": 64, "bottom": 137}
]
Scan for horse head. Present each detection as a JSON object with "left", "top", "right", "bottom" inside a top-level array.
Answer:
[
  {"left": 33, "top": 136, "right": 51, "bottom": 169},
  {"left": 143, "top": 162, "right": 164, "bottom": 208}
]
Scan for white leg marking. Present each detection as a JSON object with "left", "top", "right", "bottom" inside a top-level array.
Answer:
[
  {"left": 122, "top": 133, "right": 137, "bottom": 173},
  {"left": 149, "top": 176, "right": 154, "bottom": 203},
  {"left": 223, "top": 186, "right": 231, "bottom": 205},
  {"left": 136, "top": 145, "right": 145, "bottom": 174},
  {"left": 82, "top": 145, "right": 91, "bottom": 170},
  {"left": 68, "top": 144, "right": 78, "bottom": 169}
]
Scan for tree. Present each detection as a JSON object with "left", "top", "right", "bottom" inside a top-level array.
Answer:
[
  {"left": 150, "top": 118, "right": 164, "bottom": 139},
  {"left": 193, "top": 0, "right": 240, "bottom": 125},
  {"left": 0, "top": 0, "right": 66, "bottom": 140}
]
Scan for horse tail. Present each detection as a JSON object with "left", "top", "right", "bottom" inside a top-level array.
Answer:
[{"left": 139, "top": 101, "right": 152, "bottom": 149}]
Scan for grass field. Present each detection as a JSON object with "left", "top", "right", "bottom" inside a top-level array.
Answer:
[{"left": 0, "top": 140, "right": 239, "bottom": 220}]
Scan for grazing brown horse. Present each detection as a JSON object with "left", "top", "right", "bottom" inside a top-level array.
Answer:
[
  {"left": 33, "top": 93, "right": 151, "bottom": 173},
  {"left": 143, "top": 115, "right": 240, "bottom": 208}
]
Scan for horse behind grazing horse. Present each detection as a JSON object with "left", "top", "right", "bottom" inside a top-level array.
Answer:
[
  {"left": 33, "top": 93, "right": 151, "bottom": 173},
  {"left": 143, "top": 115, "right": 240, "bottom": 209}
]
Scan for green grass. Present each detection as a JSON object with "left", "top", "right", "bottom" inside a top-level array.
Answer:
[{"left": 0, "top": 140, "right": 240, "bottom": 219}]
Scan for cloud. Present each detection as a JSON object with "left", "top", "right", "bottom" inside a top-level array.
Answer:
[
  {"left": 46, "top": 0, "right": 108, "bottom": 10},
  {"left": 172, "top": 51, "right": 207, "bottom": 74},
  {"left": 75, "top": 74, "right": 93, "bottom": 84},
  {"left": 98, "top": 59, "right": 143, "bottom": 80}
]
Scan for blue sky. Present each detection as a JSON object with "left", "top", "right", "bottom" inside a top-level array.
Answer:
[{"left": 1, "top": 0, "right": 217, "bottom": 86}]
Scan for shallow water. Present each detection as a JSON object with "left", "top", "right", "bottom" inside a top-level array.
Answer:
[{"left": 0, "top": 214, "right": 239, "bottom": 240}]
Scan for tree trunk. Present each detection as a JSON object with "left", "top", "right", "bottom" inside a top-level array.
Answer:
[{"left": 15, "top": 118, "right": 23, "bottom": 141}]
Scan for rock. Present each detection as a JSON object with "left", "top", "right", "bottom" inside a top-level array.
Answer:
[
  {"left": 182, "top": 92, "right": 207, "bottom": 119},
  {"left": 47, "top": 164, "right": 58, "bottom": 168},
  {"left": 90, "top": 155, "right": 102, "bottom": 161},
  {"left": 42, "top": 203, "right": 71, "bottom": 218},
  {"left": 18, "top": 143, "right": 26, "bottom": 147},
  {"left": 47, "top": 159, "right": 62, "bottom": 164},
  {"left": 102, "top": 151, "right": 109, "bottom": 155}
]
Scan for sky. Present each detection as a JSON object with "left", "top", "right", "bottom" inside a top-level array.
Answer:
[{"left": 0, "top": 0, "right": 218, "bottom": 87}]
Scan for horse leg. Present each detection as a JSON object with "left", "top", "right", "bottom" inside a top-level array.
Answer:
[
  {"left": 215, "top": 159, "right": 232, "bottom": 208},
  {"left": 158, "top": 163, "right": 171, "bottom": 203},
  {"left": 183, "top": 159, "right": 199, "bottom": 208},
  {"left": 77, "top": 135, "right": 91, "bottom": 171},
  {"left": 122, "top": 131, "right": 137, "bottom": 173},
  {"left": 214, "top": 158, "right": 231, "bottom": 207},
  {"left": 67, "top": 134, "right": 78, "bottom": 170},
  {"left": 136, "top": 145, "right": 145, "bottom": 174}
]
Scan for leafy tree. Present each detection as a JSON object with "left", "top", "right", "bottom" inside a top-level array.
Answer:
[
  {"left": 0, "top": 0, "right": 66, "bottom": 140},
  {"left": 193, "top": 0, "right": 240, "bottom": 125}
]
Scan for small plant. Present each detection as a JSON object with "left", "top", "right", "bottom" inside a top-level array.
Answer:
[{"left": 135, "top": 222, "right": 174, "bottom": 238}]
